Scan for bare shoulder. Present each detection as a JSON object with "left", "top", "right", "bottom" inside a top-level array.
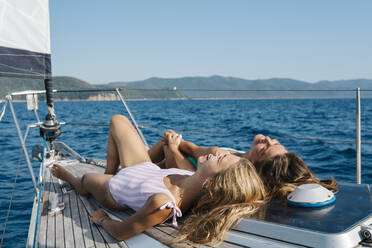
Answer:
[
  {"left": 148, "top": 193, "right": 174, "bottom": 209},
  {"left": 140, "top": 193, "right": 174, "bottom": 218}
]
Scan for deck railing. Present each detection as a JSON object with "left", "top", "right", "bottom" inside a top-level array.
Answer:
[{"left": 2, "top": 87, "right": 368, "bottom": 193}]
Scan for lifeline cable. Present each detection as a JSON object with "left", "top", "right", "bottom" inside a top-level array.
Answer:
[
  {"left": 0, "top": 150, "right": 23, "bottom": 247},
  {"left": 63, "top": 121, "right": 372, "bottom": 145},
  {"left": 32, "top": 134, "right": 47, "bottom": 248},
  {"left": 138, "top": 125, "right": 372, "bottom": 145}
]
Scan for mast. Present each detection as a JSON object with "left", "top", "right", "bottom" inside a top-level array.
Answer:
[
  {"left": 0, "top": 0, "right": 61, "bottom": 143},
  {"left": 0, "top": 0, "right": 59, "bottom": 192},
  {"left": 40, "top": 78, "right": 61, "bottom": 145}
]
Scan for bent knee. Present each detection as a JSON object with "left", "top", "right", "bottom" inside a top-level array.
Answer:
[
  {"left": 110, "top": 114, "right": 129, "bottom": 127},
  {"left": 81, "top": 174, "right": 88, "bottom": 185},
  {"left": 80, "top": 173, "right": 97, "bottom": 191}
]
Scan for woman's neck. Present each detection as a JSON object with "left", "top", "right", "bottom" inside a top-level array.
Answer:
[{"left": 177, "top": 173, "right": 204, "bottom": 211}]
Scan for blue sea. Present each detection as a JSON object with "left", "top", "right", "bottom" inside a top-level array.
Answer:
[{"left": 1, "top": 98, "right": 372, "bottom": 247}]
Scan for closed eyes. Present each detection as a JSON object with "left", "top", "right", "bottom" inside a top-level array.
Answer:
[
  {"left": 218, "top": 154, "right": 228, "bottom": 165},
  {"left": 260, "top": 143, "right": 282, "bottom": 156}
]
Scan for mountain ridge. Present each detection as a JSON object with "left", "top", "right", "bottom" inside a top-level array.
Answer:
[
  {"left": 2, "top": 75, "right": 372, "bottom": 100},
  {"left": 108, "top": 76, "right": 372, "bottom": 89}
]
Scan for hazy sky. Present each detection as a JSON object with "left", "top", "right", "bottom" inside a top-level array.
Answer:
[{"left": 49, "top": 0, "right": 372, "bottom": 84}]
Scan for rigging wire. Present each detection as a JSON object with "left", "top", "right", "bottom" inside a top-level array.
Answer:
[
  {"left": 32, "top": 135, "right": 47, "bottom": 248},
  {"left": 126, "top": 88, "right": 361, "bottom": 92},
  {"left": 0, "top": 150, "right": 23, "bottom": 247},
  {"left": 138, "top": 125, "right": 372, "bottom": 144},
  {"left": 64, "top": 122, "right": 109, "bottom": 127}
]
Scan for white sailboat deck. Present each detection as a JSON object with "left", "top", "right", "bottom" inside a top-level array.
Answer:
[
  {"left": 25, "top": 153, "right": 372, "bottom": 248},
  {"left": 29, "top": 160, "right": 242, "bottom": 248}
]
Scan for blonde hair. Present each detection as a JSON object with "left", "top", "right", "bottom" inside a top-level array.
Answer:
[{"left": 171, "top": 158, "right": 267, "bottom": 246}]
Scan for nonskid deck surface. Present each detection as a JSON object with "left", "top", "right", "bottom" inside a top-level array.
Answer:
[{"left": 35, "top": 160, "right": 242, "bottom": 248}]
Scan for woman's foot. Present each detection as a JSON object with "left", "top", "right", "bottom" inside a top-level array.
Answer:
[
  {"left": 51, "top": 164, "right": 73, "bottom": 182},
  {"left": 51, "top": 164, "right": 88, "bottom": 194}
]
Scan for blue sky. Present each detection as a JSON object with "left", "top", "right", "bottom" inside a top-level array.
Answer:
[{"left": 49, "top": 1, "right": 372, "bottom": 84}]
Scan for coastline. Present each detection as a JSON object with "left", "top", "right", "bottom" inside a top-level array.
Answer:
[{"left": 7, "top": 95, "right": 370, "bottom": 103}]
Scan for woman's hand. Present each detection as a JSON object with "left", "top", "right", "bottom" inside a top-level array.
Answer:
[
  {"left": 166, "top": 133, "right": 182, "bottom": 148},
  {"left": 162, "top": 130, "right": 182, "bottom": 147},
  {"left": 90, "top": 209, "right": 109, "bottom": 226},
  {"left": 161, "top": 129, "right": 175, "bottom": 144}
]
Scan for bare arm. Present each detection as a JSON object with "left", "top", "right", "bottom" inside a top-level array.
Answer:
[
  {"left": 178, "top": 140, "right": 223, "bottom": 159},
  {"left": 91, "top": 194, "right": 172, "bottom": 240},
  {"left": 163, "top": 132, "right": 195, "bottom": 171}
]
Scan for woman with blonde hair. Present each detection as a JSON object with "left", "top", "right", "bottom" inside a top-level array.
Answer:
[
  {"left": 170, "top": 157, "right": 267, "bottom": 245},
  {"left": 51, "top": 114, "right": 267, "bottom": 245},
  {"left": 153, "top": 132, "right": 337, "bottom": 201}
]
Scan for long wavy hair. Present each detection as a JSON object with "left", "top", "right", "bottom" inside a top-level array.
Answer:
[
  {"left": 171, "top": 158, "right": 267, "bottom": 246},
  {"left": 254, "top": 152, "right": 338, "bottom": 199}
]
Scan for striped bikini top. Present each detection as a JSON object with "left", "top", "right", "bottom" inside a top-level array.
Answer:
[{"left": 109, "top": 162, "right": 194, "bottom": 227}]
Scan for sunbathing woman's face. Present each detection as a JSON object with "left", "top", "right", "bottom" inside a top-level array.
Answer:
[
  {"left": 197, "top": 153, "right": 241, "bottom": 178},
  {"left": 248, "top": 134, "right": 287, "bottom": 163}
]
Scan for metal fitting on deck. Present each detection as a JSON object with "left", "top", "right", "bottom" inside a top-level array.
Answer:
[
  {"left": 360, "top": 226, "right": 372, "bottom": 246},
  {"left": 40, "top": 113, "right": 61, "bottom": 141}
]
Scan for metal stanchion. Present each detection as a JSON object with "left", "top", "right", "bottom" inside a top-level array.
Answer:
[
  {"left": 356, "top": 88, "right": 361, "bottom": 184},
  {"left": 7, "top": 95, "right": 38, "bottom": 193}
]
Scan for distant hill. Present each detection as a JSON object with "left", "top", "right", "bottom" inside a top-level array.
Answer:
[
  {"left": 0, "top": 76, "right": 185, "bottom": 100},
  {"left": 0, "top": 76, "right": 96, "bottom": 100},
  {"left": 2, "top": 75, "right": 372, "bottom": 100},
  {"left": 109, "top": 76, "right": 372, "bottom": 98}
]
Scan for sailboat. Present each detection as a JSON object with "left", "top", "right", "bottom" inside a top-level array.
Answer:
[{"left": 1, "top": 0, "right": 372, "bottom": 247}]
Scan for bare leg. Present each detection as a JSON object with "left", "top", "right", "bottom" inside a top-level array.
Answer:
[
  {"left": 105, "top": 127, "right": 121, "bottom": 174},
  {"left": 156, "top": 159, "right": 166, "bottom": 169},
  {"left": 106, "top": 115, "right": 151, "bottom": 169},
  {"left": 147, "top": 139, "right": 165, "bottom": 164},
  {"left": 51, "top": 164, "right": 88, "bottom": 195},
  {"left": 51, "top": 164, "right": 124, "bottom": 210}
]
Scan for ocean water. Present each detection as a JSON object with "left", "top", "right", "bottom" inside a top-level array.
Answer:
[{"left": 1, "top": 98, "right": 372, "bottom": 247}]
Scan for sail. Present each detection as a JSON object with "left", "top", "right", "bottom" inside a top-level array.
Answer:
[{"left": 0, "top": 0, "right": 51, "bottom": 79}]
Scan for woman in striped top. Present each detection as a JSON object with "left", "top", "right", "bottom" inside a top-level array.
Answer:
[{"left": 51, "top": 114, "right": 267, "bottom": 245}]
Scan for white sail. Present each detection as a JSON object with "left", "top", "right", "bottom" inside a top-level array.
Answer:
[{"left": 0, "top": 0, "right": 51, "bottom": 78}]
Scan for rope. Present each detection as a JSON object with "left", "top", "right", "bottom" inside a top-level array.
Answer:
[
  {"left": 0, "top": 150, "right": 23, "bottom": 247},
  {"left": 32, "top": 135, "right": 47, "bottom": 248}
]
